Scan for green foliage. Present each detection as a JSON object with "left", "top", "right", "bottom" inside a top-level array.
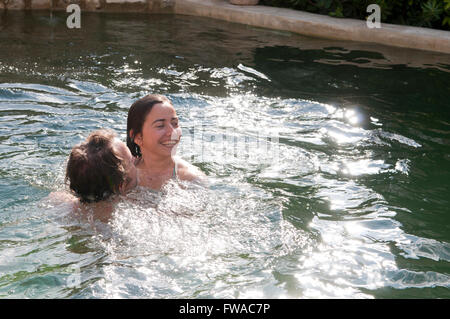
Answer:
[{"left": 260, "top": 0, "right": 450, "bottom": 31}]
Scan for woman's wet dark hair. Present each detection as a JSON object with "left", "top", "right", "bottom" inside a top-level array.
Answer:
[
  {"left": 65, "top": 129, "right": 127, "bottom": 203},
  {"left": 127, "top": 94, "right": 172, "bottom": 158}
]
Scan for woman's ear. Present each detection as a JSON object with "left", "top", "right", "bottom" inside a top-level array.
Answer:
[
  {"left": 133, "top": 131, "right": 143, "bottom": 147},
  {"left": 129, "top": 129, "right": 135, "bottom": 142}
]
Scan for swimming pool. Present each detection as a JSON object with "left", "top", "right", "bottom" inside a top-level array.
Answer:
[{"left": 0, "top": 10, "right": 449, "bottom": 298}]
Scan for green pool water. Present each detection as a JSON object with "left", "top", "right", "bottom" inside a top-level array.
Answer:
[{"left": 0, "top": 10, "right": 449, "bottom": 298}]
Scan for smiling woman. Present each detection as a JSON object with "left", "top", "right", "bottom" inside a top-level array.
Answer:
[{"left": 127, "top": 94, "right": 206, "bottom": 190}]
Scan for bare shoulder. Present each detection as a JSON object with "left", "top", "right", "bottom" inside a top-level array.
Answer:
[
  {"left": 46, "top": 191, "right": 80, "bottom": 210},
  {"left": 46, "top": 191, "right": 115, "bottom": 223},
  {"left": 175, "top": 157, "right": 207, "bottom": 182},
  {"left": 48, "top": 191, "right": 78, "bottom": 204}
]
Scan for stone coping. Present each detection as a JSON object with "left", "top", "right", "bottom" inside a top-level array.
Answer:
[
  {"left": 2, "top": 0, "right": 450, "bottom": 54},
  {"left": 174, "top": 0, "right": 450, "bottom": 54}
]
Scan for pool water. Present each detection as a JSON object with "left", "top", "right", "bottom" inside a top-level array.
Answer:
[{"left": 0, "top": 10, "right": 450, "bottom": 298}]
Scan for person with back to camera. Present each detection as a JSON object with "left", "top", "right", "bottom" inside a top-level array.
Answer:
[
  {"left": 49, "top": 129, "right": 138, "bottom": 221},
  {"left": 127, "top": 94, "right": 206, "bottom": 191}
]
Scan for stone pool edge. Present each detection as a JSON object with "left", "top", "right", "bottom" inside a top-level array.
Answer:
[
  {"left": 2, "top": 0, "right": 450, "bottom": 54},
  {"left": 174, "top": 0, "right": 450, "bottom": 54}
]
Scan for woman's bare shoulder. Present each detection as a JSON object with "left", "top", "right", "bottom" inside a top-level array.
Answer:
[{"left": 175, "top": 157, "right": 207, "bottom": 182}]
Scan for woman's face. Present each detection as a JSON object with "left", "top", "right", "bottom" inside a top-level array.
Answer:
[
  {"left": 113, "top": 139, "right": 138, "bottom": 193},
  {"left": 134, "top": 101, "right": 182, "bottom": 158}
]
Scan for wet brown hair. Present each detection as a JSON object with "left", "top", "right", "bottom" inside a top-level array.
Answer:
[
  {"left": 65, "top": 129, "right": 127, "bottom": 203},
  {"left": 126, "top": 94, "right": 172, "bottom": 158}
]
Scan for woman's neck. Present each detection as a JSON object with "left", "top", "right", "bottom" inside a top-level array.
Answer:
[{"left": 138, "top": 150, "right": 175, "bottom": 173}]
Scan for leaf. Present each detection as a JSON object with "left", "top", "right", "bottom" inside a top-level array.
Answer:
[
  {"left": 329, "top": 5, "right": 343, "bottom": 18},
  {"left": 443, "top": 16, "right": 450, "bottom": 26},
  {"left": 421, "top": 0, "right": 443, "bottom": 21},
  {"left": 445, "top": 0, "right": 450, "bottom": 11}
]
